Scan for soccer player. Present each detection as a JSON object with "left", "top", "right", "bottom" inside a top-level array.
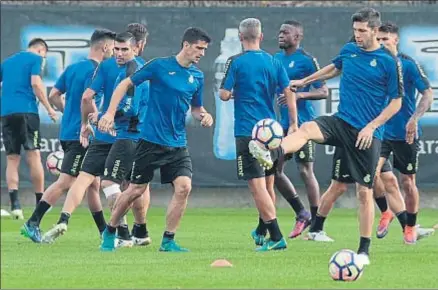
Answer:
[
  {"left": 220, "top": 18, "right": 297, "bottom": 251},
  {"left": 20, "top": 29, "right": 116, "bottom": 243},
  {"left": 275, "top": 20, "right": 329, "bottom": 238},
  {"left": 42, "top": 26, "right": 151, "bottom": 246},
  {"left": 249, "top": 8, "right": 403, "bottom": 264},
  {"left": 1, "top": 38, "right": 56, "bottom": 220},
  {"left": 98, "top": 27, "right": 213, "bottom": 252}
]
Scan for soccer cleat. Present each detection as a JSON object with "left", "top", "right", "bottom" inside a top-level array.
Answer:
[
  {"left": 289, "top": 210, "right": 311, "bottom": 239},
  {"left": 251, "top": 229, "right": 265, "bottom": 246},
  {"left": 41, "top": 223, "right": 68, "bottom": 244},
  {"left": 133, "top": 236, "right": 152, "bottom": 246},
  {"left": 356, "top": 252, "right": 371, "bottom": 266},
  {"left": 11, "top": 209, "right": 24, "bottom": 220},
  {"left": 248, "top": 140, "right": 273, "bottom": 170},
  {"left": 159, "top": 238, "right": 189, "bottom": 252},
  {"left": 376, "top": 210, "right": 394, "bottom": 239},
  {"left": 306, "top": 231, "right": 334, "bottom": 242},
  {"left": 404, "top": 225, "right": 417, "bottom": 245},
  {"left": 115, "top": 237, "right": 134, "bottom": 248},
  {"left": 20, "top": 223, "right": 42, "bottom": 243},
  {"left": 100, "top": 228, "right": 116, "bottom": 252},
  {"left": 255, "top": 237, "right": 287, "bottom": 252},
  {"left": 415, "top": 225, "right": 435, "bottom": 241}
]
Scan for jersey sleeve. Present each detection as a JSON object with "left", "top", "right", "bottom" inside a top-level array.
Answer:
[
  {"left": 54, "top": 69, "right": 67, "bottom": 93},
  {"left": 332, "top": 43, "right": 351, "bottom": 70},
  {"left": 130, "top": 58, "right": 159, "bottom": 86},
  {"left": 220, "top": 56, "right": 237, "bottom": 91},
  {"left": 386, "top": 57, "right": 404, "bottom": 100},
  {"left": 308, "top": 57, "right": 324, "bottom": 89},
  {"left": 191, "top": 74, "right": 204, "bottom": 107},
  {"left": 410, "top": 59, "right": 431, "bottom": 93},
  {"left": 31, "top": 56, "right": 43, "bottom": 76},
  {"left": 275, "top": 58, "right": 290, "bottom": 92},
  {"left": 89, "top": 63, "right": 105, "bottom": 93}
]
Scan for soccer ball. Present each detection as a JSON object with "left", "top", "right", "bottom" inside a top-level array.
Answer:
[
  {"left": 251, "top": 118, "right": 284, "bottom": 150},
  {"left": 328, "top": 249, "right": 364, "bottom": 281},
  {"left": 46, "top": 151, "right": 64, "bottom": 176}
]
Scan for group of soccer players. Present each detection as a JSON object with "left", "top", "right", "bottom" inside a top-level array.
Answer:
[{"left": 1, "top": 6, "right": 434, "bottom": 259}]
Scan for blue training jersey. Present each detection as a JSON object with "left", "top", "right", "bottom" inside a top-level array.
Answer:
[
  {"left": 114, "top": 57, "right": 149, "bottom": 141},
  {"left": 1, "top": 51, "right": 43, "bottom": 116},
  {"left": 221, "top": 50, "right": 290, "bottom": 137},
  {"left": 54, "top": 59, "right": 99, "bottom": 141},
  {"left": 332, "top": 43, "right": 404, "bottom": 140},
  {"left": 384, "top": 53, "right": 430, "bottom": 141},
  {"left": 130, "top": 56, "right": 203, "bottom": 147},
  {"left": 274, "top": 48, "right": 324, "bottom": 128}
]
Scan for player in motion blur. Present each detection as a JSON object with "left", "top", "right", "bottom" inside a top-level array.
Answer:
[
  {"left": 274, "top": 20, "right": 329, "bottom": 238},
  {"left": 98, "top": 27, "right": 213, "bottom": 252},
  {"left": 20, "top": 29, "right": 116, "bottom": 243},
  {"left": 42, "top": 25, "right": 152, "bottom": 247},
  {"left": 220, "top": 18, "right": 298, "bottom": 251},
  {"left": 1, "top": 38, "right": 56, "bottom": 220},
  {"left": 249, "top": 8, "right": 403, "bottom": 264}
]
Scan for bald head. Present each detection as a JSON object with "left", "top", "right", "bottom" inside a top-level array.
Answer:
[{"left": 239, "top": 18, "right": 262, "bottom": 41}]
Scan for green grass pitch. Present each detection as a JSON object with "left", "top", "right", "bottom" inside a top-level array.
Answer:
[{"left": 1, "top": 207, "right": 437, "bottom": 289}]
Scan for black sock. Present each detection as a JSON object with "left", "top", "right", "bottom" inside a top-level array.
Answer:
[
  {"left": 163, "top": 231, "right": 175, "bottom": 240},
  {"left": 107, "top": 224, "right": 117, "bottom": 234},
  {"left": 375, "top": 196, "right": 388, "bottom": 213},
  {"left": 255, "top": 217, "right": 267, "bottom": 236},
  {"left": 396, "top": 210, "right": 407, "bottom": 231},
  {"left": 310, "top": 206, "right": 318, "bottom": 223},
  {"left": 91, "top": 211, "right": 107, "bottom": 235},
  {"left": 28, "top": 200, "right": 51, "bottom": 226},
  {"left": 358, "top": 237, "right": 371, "bottom": 255},
  {"left": 117, "top": 224, "right": 131, "bottom": 240},
  {"left": 265, "top": 218, "right": 283, "bottom": 242},
  {"left": 132, "top": 223, "right": 148, "bottom": 238},
  {"left": 9, "top": 189, "right": 20, "bottom": 210},
  {"left": 57, "top": 212, "right": 71, "bottom": 225},
  {"left": 35, "top": 192, "right": 43, "bottom": 205},
  {"left": 406, "top": 212, "right": 417, "bottom": 227},
  {"left": 286, "top": 196, "right": 305, "bottom": 215},
  {"left": 309, "top": 214, "right": 326, "bottom": 232}
]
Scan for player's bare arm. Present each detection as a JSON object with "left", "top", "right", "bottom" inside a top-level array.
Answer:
[
  {"left": 296, "top": 85, "right": 329, "bottom": 101},
  {"left": 219, "top": 88, "right": 232, "bottom": 101},
  {"left": 98, "top": 77, "right": 133, "bottom": 133},
  {"left": 290, "top": 64, "right": 340, "bottom": 89},
  {"left": 47, "top": 87, "right": 64, "bottom": 114},
  {"left": 283, "top": 87, "right": 298, "bottom": 134},
  {"left": 406, "top": 87, "right": 433, "bottom": 144},
  {"left": 33, "top": 75, "right": 57, "bottom": 121},
  {"left": 356, "top": 97, "right": 402, "bottom": 150},
  {"left": 191, "top": 106, "right": 213, "bottom": 127},
  {"left": 81, "top": 88, "right": 98, "bottom": 124}
]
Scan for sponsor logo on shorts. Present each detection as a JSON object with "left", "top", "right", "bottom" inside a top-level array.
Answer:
[
  {"left": 111, "top": 159, "right": 121, "bottom": 179},
  {"left": 237, "top": 155, "right": 244, "bottom": 177},
  {"left": 308, "top": 141, "right": 314, "bottom": 160},
  {"left": 363, "top": 174, "right": 371, "bottom": 184},
  {"left": 334, "top": 159, "right": 341, "bottom": 179},
  {"left": 342, "top": 174, "right": 350, "bottom": 178},
  {"left": 33, "top": 131, "right": 39, "bottom": 147},
  {"left": 70, "top": 154, "right": 82, "bottom": 174}
]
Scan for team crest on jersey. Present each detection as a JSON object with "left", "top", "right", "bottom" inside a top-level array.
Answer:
[
  {"left": 289, "top": 61, "right": 295, "bottom": 68},
  {"left": 370, "top": 59, "right": 377, "bottom": 67},
  {"left": 188, "top": 75, "right": 194, "bottom": 83}
]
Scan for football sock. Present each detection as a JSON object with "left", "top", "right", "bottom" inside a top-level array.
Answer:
[
  {"left": 28, "top": 200, "right": 51, "bottom": 226},
  {"left": 406, "top": 212, "right": 417, "bottom": 227},
  {"left": 358, "top": 237, "right": 371, "bottom": 255},
  {"left": 374, "top": 196, "right": 388, "bottom": 213},
  {"left": 310, "top": 206, "right": 319, "bottom": 223},
  {"left": 57, "top": 212, "right": 71, "bottom": 225},
  {"left": 265, "top": 218, "right": 283, "bottom": 242},
  {"left": 107, "top": 224, "right": 117, "bottom": 234},
  {"left": 396, "top": 210, "right": 407, "bottom": 231},
  {"left": 117, "top": 224, "right": 131, "bottom": 240},
  {"left": 163, "top": 231, "right": 175, "bottom": 240},
  {"left": 132, "top": 223, "right": 148, "bottom": 238},
  {"left": 310, "top": 214, "right": 326, "bottom": 232},
  {"left": 255, "top": 217, "right": 267, "bottom": 236},
  {"left": 9, "top": 189, "right": 20, "bottom": 210},
  {"left": 35, "top": 192, "right": 43, "bottom": 205},
  {"left": 91, "top": 211, "right": 106, "bottom": 235}
]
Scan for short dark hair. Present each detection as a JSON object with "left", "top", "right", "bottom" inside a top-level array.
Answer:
[
  {"left": 379, "top": 21, "right": 399, "bottom": 35},
  {"left": 126, "top": 23, "right": 149, "bottom": 42},
  {"left": 181, "top": 27, "right": 211, "bottom": 47},
  {"left": 283, "top": 20, "right": 303, "bottom": 30},
  {"left": 28, "top": 38, "right": 48, "bottom": 51},
  {"left": 90, "top": 29, "right": 116, "bottom": 46},
  {"left": 115, "top": 32, "right": 136, "bottom": 45},
  {"left": 351, "top": 7, "right": 381, "bottom": 29}
]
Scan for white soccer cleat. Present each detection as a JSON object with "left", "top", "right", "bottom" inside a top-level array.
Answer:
[
  {"left": 11, "top": 209, "right": 24, "bottom": 220},
  {"left": 356, "top": 253, "right": 371, "bottom": 266},
  {"left": 416, "top": 225, "right": 435, "bottom": 240},
  {"left": 248, "top": 140, "right": 273, "bottom": 170},
  {"left": 133, "top": 236, "right": 152, "bottom": 246},
  {"left": 115, "top": 238, "right": 134, "bottom": 248},
  {"left": 306, "top": 231, "right": 334, "bottom": 242},
  {"left": 42, "top": 223, "right": 68, "bottom": 244}
]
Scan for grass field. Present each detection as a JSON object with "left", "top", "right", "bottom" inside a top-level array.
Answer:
[{"left": 1, "top": 207, "right": 437, "bottom": 289}]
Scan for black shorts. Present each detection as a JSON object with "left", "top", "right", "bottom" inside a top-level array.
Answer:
[
  {"left": 130, "top": 139, "right": 192, "bottom": 185},
  {"left": 236, "top": 136, "right": 275, "bottom": 180},
  {"left": 80, "top": 140, "right": 113, "bottom": 176},
  {"left": 283, "top": 129, "right": 316, "bottom": 164},
  {"left": 380, "top": 140, "right": 419, "bottom": 175},
  {"left": 315, "top": 116, "right": 381, "bottom": 188},
  {"left": 101, "top": 139, "right": 137, "bottom": 184},
  {"left": 1, "top": 113, "right": 41, "bottom": 155},
  {"left": 60, "top": 141, "right": 87, "bottom": 177}
]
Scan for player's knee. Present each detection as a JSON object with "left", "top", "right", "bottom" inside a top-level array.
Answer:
[
  {"left": 356, "top": 187, "right": 372, "bottom": 204},
  {"left": 174, "top": 181, "right": 192, "bottom": 198},
  {"left": 300, "top": 122, "right": 314, "bottom": 138},
  {"left": 298, "top": 163, "right": 313, "bottom": 180},
  {"left": 400, "top": 174, "right": 416, "bottom": 195},
  {"left": 56, "top": 173, "right": 75, "bottom": 191},
  {"left": 330, "top": 181, "right": 348, "bottom": 196},
  {"left": 102, "top": 182, "right": 121, "bottom": 199},
  {"left": 25, "top": 150, "right": 41, "bottom": 163},
  {"left": 7, "top": 154, "right": 21, "bottom": 164}
]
